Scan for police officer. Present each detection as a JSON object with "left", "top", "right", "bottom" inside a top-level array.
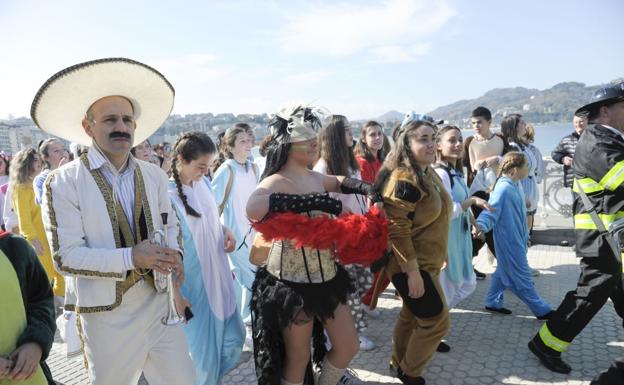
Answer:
[{"left": 528, "top": 81, "right": 624, "bottom": 374}]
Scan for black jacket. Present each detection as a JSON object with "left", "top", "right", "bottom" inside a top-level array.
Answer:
[
  {"left": 1, "top": 232, "right": 56, "bottom": 384},
  {"left": 572, "top": 125, "right": 624, "bottom": 259},
  {"left": 551, "top": 131, "right": 580, "bottom": 188}
]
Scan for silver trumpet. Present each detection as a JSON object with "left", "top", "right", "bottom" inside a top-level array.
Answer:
[{"left": 150, "top": 213, "right": 184, "bottom": 326}]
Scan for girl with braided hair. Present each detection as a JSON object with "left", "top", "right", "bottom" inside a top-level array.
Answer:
[
  {"left": 247, "top": 105, "right": 386, "bottom": 385},
  {"left": 475, "top": 152, "right": 552, "bottom": 319},
  {"left": 168, "top": 132, "right": 245, "bottom": 385}
]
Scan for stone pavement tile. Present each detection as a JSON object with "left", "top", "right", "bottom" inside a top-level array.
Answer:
[{"left": 50, "top": 245, "right": 623, "bottom": 384}]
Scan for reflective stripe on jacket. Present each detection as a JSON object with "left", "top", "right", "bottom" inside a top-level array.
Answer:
[{"left": 572, "top": 124, "right": 624, "bottom": 258}]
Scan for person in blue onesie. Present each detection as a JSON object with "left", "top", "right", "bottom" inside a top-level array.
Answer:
[{"left": 475, "top": 152, "right": 553, "bottom": 320}]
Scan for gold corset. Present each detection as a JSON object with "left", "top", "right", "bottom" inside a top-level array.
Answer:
[
  {"left": 266, "top": 211, "right": 337, "bottom": 283},
  {"left": 266, "top": 240, "right": 337, "bottom": 283}
]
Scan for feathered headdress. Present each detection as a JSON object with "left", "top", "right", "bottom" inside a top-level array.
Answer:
[{"left": 268, "top": 103, "right": 327, "bottom": 144}]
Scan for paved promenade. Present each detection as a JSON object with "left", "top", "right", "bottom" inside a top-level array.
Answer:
[{"left": 48, "top": 239, "right": 623, "bottom": 384}]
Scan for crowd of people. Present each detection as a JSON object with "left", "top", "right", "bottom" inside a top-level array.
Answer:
[{"left": 2, "top": 57, "right": 624, "bottom": 385}]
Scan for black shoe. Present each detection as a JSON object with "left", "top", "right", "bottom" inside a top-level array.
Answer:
[
  {"left": 437, "top": 341, "right": 451, "bottom": 353},
  {"left": 474, "top": 269, "right": 486, "bottom": 280},
  {"left": 485, "top": 306, "right": 512, "bottom": 315},
  {"left": 536, "top": 311, "right": 554, "bottom": 321},
  {"left": 397, "top": 367, "right": 425, "bottom": 385},
  {"left": 528, "top": 340, "right": 571, "bottom": 374}
]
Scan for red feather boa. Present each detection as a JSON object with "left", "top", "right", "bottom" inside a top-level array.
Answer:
[{"left": 252, "top": 207, "right": 388, "bottom": 266}]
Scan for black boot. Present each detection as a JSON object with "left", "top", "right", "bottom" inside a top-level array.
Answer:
[
  {"left": 397, "top": 367, "right": 425, "bottom": 385},
  {"left": 537, "top": 311, "right": 555, "bottom": 321},
  {"left": 528, "top": 338, "right": 571, "bottom": 374},
  {"left": 474, "top": 268, "right": 486, "bottom": 280}
]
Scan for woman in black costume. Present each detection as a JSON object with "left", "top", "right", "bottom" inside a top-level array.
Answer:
[{"left": 246, "top": 105, "right": 384, "bottom": 385}]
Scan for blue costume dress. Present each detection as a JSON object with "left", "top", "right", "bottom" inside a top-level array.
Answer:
[
  {"left": 435, "top": 165, "right": 476, "bottom": 308},
  {"left": 476, "top": 176, "right": 551, "bottom": 317},
  {"left": 169, "top": 180, "right": 245, "bottom": 385},
  {"left": 211, "top": 159, "right": 259, "bottom": 322}
]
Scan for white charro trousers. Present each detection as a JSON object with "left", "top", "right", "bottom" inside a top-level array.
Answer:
[{"left": 79, "top": 281, "right": 195, "bottom": 385}]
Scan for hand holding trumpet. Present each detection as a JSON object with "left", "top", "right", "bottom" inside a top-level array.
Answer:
[{"left": 131, "top": 240, "right": 184, "bottom": 284}]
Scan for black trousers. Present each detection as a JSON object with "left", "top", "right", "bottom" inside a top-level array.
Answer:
[
  {"left": 471, "top": 190, "right": 496, "bottom": 258},
  {"left": 542, "top": 254, "right": 624, "bottom": 349}
]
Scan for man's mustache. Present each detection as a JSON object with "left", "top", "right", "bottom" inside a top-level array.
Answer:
[{"left": 109, "top": 132, "right": 131, "bottom": 140}]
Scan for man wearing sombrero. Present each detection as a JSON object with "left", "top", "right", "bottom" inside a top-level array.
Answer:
[
  {"left": 31, "top": 58, "right": 195, "bottom": 384},
  {"left": 529, "top": 81, "right": 624, "bottom": 374}
]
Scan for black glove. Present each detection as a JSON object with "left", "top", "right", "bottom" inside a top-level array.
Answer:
[
  {"left": 340, "top": 177, "right": 383, "bottom": 204},
  {"left": 268, "top": 192, "right": 342, "bottom": 216}
]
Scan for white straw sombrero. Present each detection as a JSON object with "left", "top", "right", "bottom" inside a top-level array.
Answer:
[{"left": 31, "top": 57, "right": 174, "bottom": 146}]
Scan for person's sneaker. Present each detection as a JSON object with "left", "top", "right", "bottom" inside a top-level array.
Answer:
[
  {"left": 531, "top": 268, "right": 541, "bottom": 277},
  {"left": 474, "top": 269, "right": 486, "bottom": 280},
  {"left": 436, "top": 341, "right": 451, "bottom": 353},
  {"left": 339, "top": 367, "right": 363, "bottom": 384},
  {"left": 362, "top": 304, "right": 381, "bottom": 318},
  {"left": 485, "top": 306, "right": 512, "bottom": 315},
  {"left": 528, "top": 339, "right": 571, "bottom": 374},
  {"left": 359, "top": 335, "right": 376, "bottom": 351}
]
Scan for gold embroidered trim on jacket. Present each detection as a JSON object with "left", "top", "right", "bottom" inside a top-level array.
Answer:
[
  {"left": 45, "top": 167, "right": 123, "bottom": 279},
  {"left": 87, "top": 158, "right": 155, "bottom": 293}
]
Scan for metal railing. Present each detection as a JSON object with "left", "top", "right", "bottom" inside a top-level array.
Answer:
[{"left": 536, "top": 157, "right": 573, "bottom": 228}]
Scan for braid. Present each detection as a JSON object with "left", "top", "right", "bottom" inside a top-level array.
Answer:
[
  {"left": 171, "top": 157, "right": 201, "bottom": 217},
  {"left": 171, "top": 131, "right": 216, "bottom": 218},
  {"left": 497, "top": 151, "right": 526, "bottom": 178}
]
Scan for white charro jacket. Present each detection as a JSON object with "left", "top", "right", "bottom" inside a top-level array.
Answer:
[{"left": 41, "top": 153, "right": 182, "bottom": 313}]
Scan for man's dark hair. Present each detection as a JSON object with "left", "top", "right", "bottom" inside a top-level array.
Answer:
[{"left": 471, "top": 106, "right": 492, "bottom": 121}]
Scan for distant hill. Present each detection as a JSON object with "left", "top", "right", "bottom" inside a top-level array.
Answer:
[
  {"left": 426, "top": 80, "right": 622, "bottom": 127},
  {"left": 376, "top": 110, "right": 404, "bottom": 122}
]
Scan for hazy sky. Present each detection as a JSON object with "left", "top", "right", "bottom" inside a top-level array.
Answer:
[{"left": 1, "top": 0, "right": 622, "bottom": 119}]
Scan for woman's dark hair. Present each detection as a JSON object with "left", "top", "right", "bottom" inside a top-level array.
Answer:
[
  {"left": 258, "top": 135, "right": 272, "bottom": 157},
  {"left": 213, "top": 126, "right": 247, "bottom": 172},
  {"left": 354, "top": 120, "right": 385, "bottom": 163},
  {"left": 235, "top": 122, "right": 251, "bottom": 133},
  {"left": 382, "top": 133, "right": 392, "bottom": 159},
  {"left": 261, "top": 107, "right": 322, "bottom": 180},
  {"left": 0, "top": 155, "right": 10, "bottom": 177},
  {"left": 501, "top": 113, "right": 524, "bottom": 149},
  {"left": 435, "top": 125, "right": 463, "bottom": 172},
  {"left": 171, "top": 132, "right": 217, "bottom": 217},
  {"left": 375, "top": 120, "right": 435, "bottom": 195},
  {"left": 317, "top": 115, "right": 359, "bottom": 176}
]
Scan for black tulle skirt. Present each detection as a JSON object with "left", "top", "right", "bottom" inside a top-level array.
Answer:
[{"left": 250, "top": 265, "right": 354, "bottom": 385}]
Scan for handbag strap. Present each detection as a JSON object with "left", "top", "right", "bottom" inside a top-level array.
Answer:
[
  {"left": 218, "top": 164, "right": 234, "bottom": 216},
  {"left": 575, "top": 179, "right": 621, "bottom": 263}
]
